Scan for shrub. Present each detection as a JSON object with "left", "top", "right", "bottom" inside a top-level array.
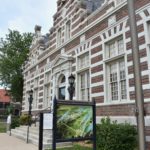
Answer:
[
  {"left": 11, "top": 116, "right": 20, "bottom": 129},
  {"left": 96, "top": 117, "right": 137, "bottom": 150},
  {"left": 19, "top": 115, "right": 31, "bottom": 125}
]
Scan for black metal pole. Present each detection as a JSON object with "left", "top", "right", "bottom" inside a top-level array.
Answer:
[
  {"left": 27, "top": 93, "right": 33, "bottom": 143},
  {"left": 39, "top": 113, "right": 43, "bottom": 150},
  {"left": 93, "top": 99, "right": 96, "bottom": 150},
  {"left": 26, "top": 125, "right": 30, "bottom": 143},
  {"left": 68, "top": 84, "right": 75, "bottom": 100},
  {"left": 27, "top": 100, "right": 31, "bottom": 143},
  {"left": 52, "top": 98, "right": 57, "bottom": 150}
]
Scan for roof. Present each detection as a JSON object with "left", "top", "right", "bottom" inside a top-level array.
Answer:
[{"left": 0, "top": 89, "right": 11, "bottom": 103}]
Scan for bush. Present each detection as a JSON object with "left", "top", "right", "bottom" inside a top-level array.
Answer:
[
  {"left": 19, "top": 115, "right": 31, "bottom": 125},
  {"left": 96, "top": 117, "right": 137, "bottom": 150},
  {"left": 11, "top": 116, "right": 20, "bottom": 129}
]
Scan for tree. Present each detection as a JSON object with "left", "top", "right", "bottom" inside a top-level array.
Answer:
[{"left": 0, "top": 30, "right": 33, "bottom": 102}]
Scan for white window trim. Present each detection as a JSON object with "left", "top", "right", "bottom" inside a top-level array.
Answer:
[
  {"left": 44, "top": 71, "right": 51, "bottom": 85},
  {"left": 77, "top": 52, "right": 90, "bottom": 71},
  {"left": 44, "top": 84, "right": 50, "bottom": 109},
  {"left": 108, "top": 15, "right": 116, "bottom": 26},
  {"left": 33, "top": 89, "right": 38, "bottom": 109},
  {"left": 106, "top": 59, "right": 127, "bottom": 102},
  {"left": 65, "top": 20, "right": 71, "bottom": 41},
  {"left": 104, "top": 35, "right": 128, "bottom": 103},
  {"left": 34, "top": 77, "right": 39, "bottom": 89},
  {"left": 57, "top": 28, "right": 62, "bottom": 47},
  {"left": 78, "top": 70, "right": 90, "bottom": 101},
  {"left": 77, "top": 52, "right": 90, "bottom": 101}
]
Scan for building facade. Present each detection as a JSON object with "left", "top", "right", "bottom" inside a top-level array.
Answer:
[{"left": 22, "top": 0, "right": 150, "bottom": 146}]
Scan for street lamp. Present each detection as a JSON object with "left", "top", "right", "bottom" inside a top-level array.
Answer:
[
  {"left": 27, "top": 89, "right": 33, "bottom": 143},
  {"left": 68, "top": 74, "right": 75, "bottom": 100}
]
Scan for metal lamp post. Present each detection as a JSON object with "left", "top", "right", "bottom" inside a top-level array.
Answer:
[
  {"left": 127, "top": 0, "right": 146, "bottom": 149},
  {"left": 27, "top": 89, "right": 33, "bottom": 143},
  {"left": 68, "top": 74, "right": 75, "bottom": 100}
]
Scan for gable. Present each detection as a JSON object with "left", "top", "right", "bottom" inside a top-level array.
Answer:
[{"left": 52, "top": 54, "right": 73, "bottom": 67}]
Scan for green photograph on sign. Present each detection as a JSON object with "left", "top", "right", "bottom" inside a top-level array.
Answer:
[{"left": 56, "top": 104, "right": 93, "bottom": 140}]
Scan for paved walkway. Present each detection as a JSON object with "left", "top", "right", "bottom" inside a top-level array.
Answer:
[{"left": 0, "top": 133, "right": 37, "bottom": 150}]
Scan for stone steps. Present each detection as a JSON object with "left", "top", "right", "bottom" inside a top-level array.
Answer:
[{"left": 10, "top": 125, "right": 72, "bottom": 149}]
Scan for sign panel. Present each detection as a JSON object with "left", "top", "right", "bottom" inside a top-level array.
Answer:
[
  {"left": 43, "top": 113, "right": 53, "bottom": 129},
  {"left": 52, "top": 99, "right": 96, "bottom": 150},
  {"left": 56, "top": 104, "right": 93, "bottom": 140}
]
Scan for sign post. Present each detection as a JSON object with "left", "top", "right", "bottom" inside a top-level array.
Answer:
[{"left": 39, "top": 113, "right": 43, "bottom": 150}]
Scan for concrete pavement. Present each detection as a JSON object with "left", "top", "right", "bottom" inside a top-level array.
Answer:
[{"left": 0, "top": 133, "right": 37, "bottom": 150}]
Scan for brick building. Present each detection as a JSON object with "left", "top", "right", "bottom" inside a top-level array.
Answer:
[{"left": 22, "top": 0, "right": 150, "bottom": 147}]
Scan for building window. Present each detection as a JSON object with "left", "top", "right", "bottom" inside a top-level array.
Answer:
[
  {"left": 45, "top": 72, "right": 51, "bottom": 84},
  {"left": 105, "top": 36, "right": 127, "bottom": 102},
  {"left": 34, "top": 77, "right": 39, "bottom": 88},
  {"left": 78, "top": 53, "right": 89, "bottom": 70},
  {"left": 65, "top": 21, "right": 71, "bottom": 40},
  {"left": 147, "top": 21, "right": 150, "bottom": 72},
  {"left": 80, "top": 35, "right": 85, "bottom": 43},
  {"left": 44, "top": 84, "right": 50, "bottom": 108},
  {"left": 108, "top": 15, "right": 116, "bottom": 26},
  {"left": 34, "top": 89, "right": 38, "bottom": 109},
  {"left": 107, "top": 59, "right": 127, "bottom": 101},
  {"left": 57, "top": 28, "right": 62, "bottom": 46},
  {"left": 79, "top": 71, "right": 90, "bottom": 101},
  {"left": 77, "top": 52, "right": 90, "bottom": 101},
  {"left": 106, "top": 37, "right": 124, "bottom": 59},
  {"left": 147, "top": 21, "right": 150, "bottom": 43},
  {"left": 58, "top": 75, "right": 66, "bottom": 100}
]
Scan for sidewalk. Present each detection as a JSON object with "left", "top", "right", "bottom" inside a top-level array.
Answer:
[{"left": 0, "top": 133, "right": 37, "bottom": 150}]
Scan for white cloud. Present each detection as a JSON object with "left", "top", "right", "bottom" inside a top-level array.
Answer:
[{"left": 0, "top": 0, "right": 57, "bottom": 37}]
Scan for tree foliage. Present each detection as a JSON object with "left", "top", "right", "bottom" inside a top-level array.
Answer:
[{"left": 0, "top": 30, "right": 33, "bottom": 102}]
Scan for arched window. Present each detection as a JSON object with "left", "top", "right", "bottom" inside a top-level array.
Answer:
[{"left": 58, "top": 75, "right": 66, "bottom": 100}]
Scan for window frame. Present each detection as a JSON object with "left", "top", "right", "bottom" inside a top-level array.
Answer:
[
  {"left": 105, "top": 36, "right": 127, "bottom": 103},
  {"left": 77, "top": 52, "right": 90, "bottom": 101},
  {"left": 107, "top": 58, "right": 127, "bottom": 102},
  {"left": 44, "top": 83, "right": 50, "bottom": 108},
  {"left": 78, "top": 52, "right": 90, "bottom": 71},
  {"left": 57, "top": 28, "right": 62, "bottom": 46},
  {"left": 108, "top": 15, "right": 116, "bottom": 26},
  {"left": 79, "top": 70, "right": 90, "bottom": 101},
  {"left": 105, "top": 36, "right": 124, "bottom": 59},
  {"left": 33, "top": 88, "right": 38, "bottom": 109},
  {"left": 65, "top": 20, "right": 71, "bottom": 41}
]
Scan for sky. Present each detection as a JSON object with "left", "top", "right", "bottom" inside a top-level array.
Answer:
[{"left": 0, "top": 0, "right": 57, "bottom": 38}]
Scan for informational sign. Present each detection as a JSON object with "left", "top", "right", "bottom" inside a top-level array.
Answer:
[
  {"left": 52, "top": 99, "right": 96, "bottom": 150},
  {"left": 56, "top": 104, "right": 93, "bottom": 140},
  {"left": 43, "top": 113, "right": 53, "bottom": 130}
]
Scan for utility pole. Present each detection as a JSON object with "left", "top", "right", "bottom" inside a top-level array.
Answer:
[{"left": 127, "top": 0, "right": 146, "bottom": 149}]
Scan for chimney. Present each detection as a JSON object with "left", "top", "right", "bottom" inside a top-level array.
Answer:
[{"left": 34, "top": 25, "right": 41, "bottom": 36}]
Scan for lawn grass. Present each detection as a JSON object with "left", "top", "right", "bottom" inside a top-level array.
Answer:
[
  {"left": 47, "top": 144, "right": 92, "bottom": 150},
  {"left": 0, "top": 122, "right": 6, "bottom": 133}
]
